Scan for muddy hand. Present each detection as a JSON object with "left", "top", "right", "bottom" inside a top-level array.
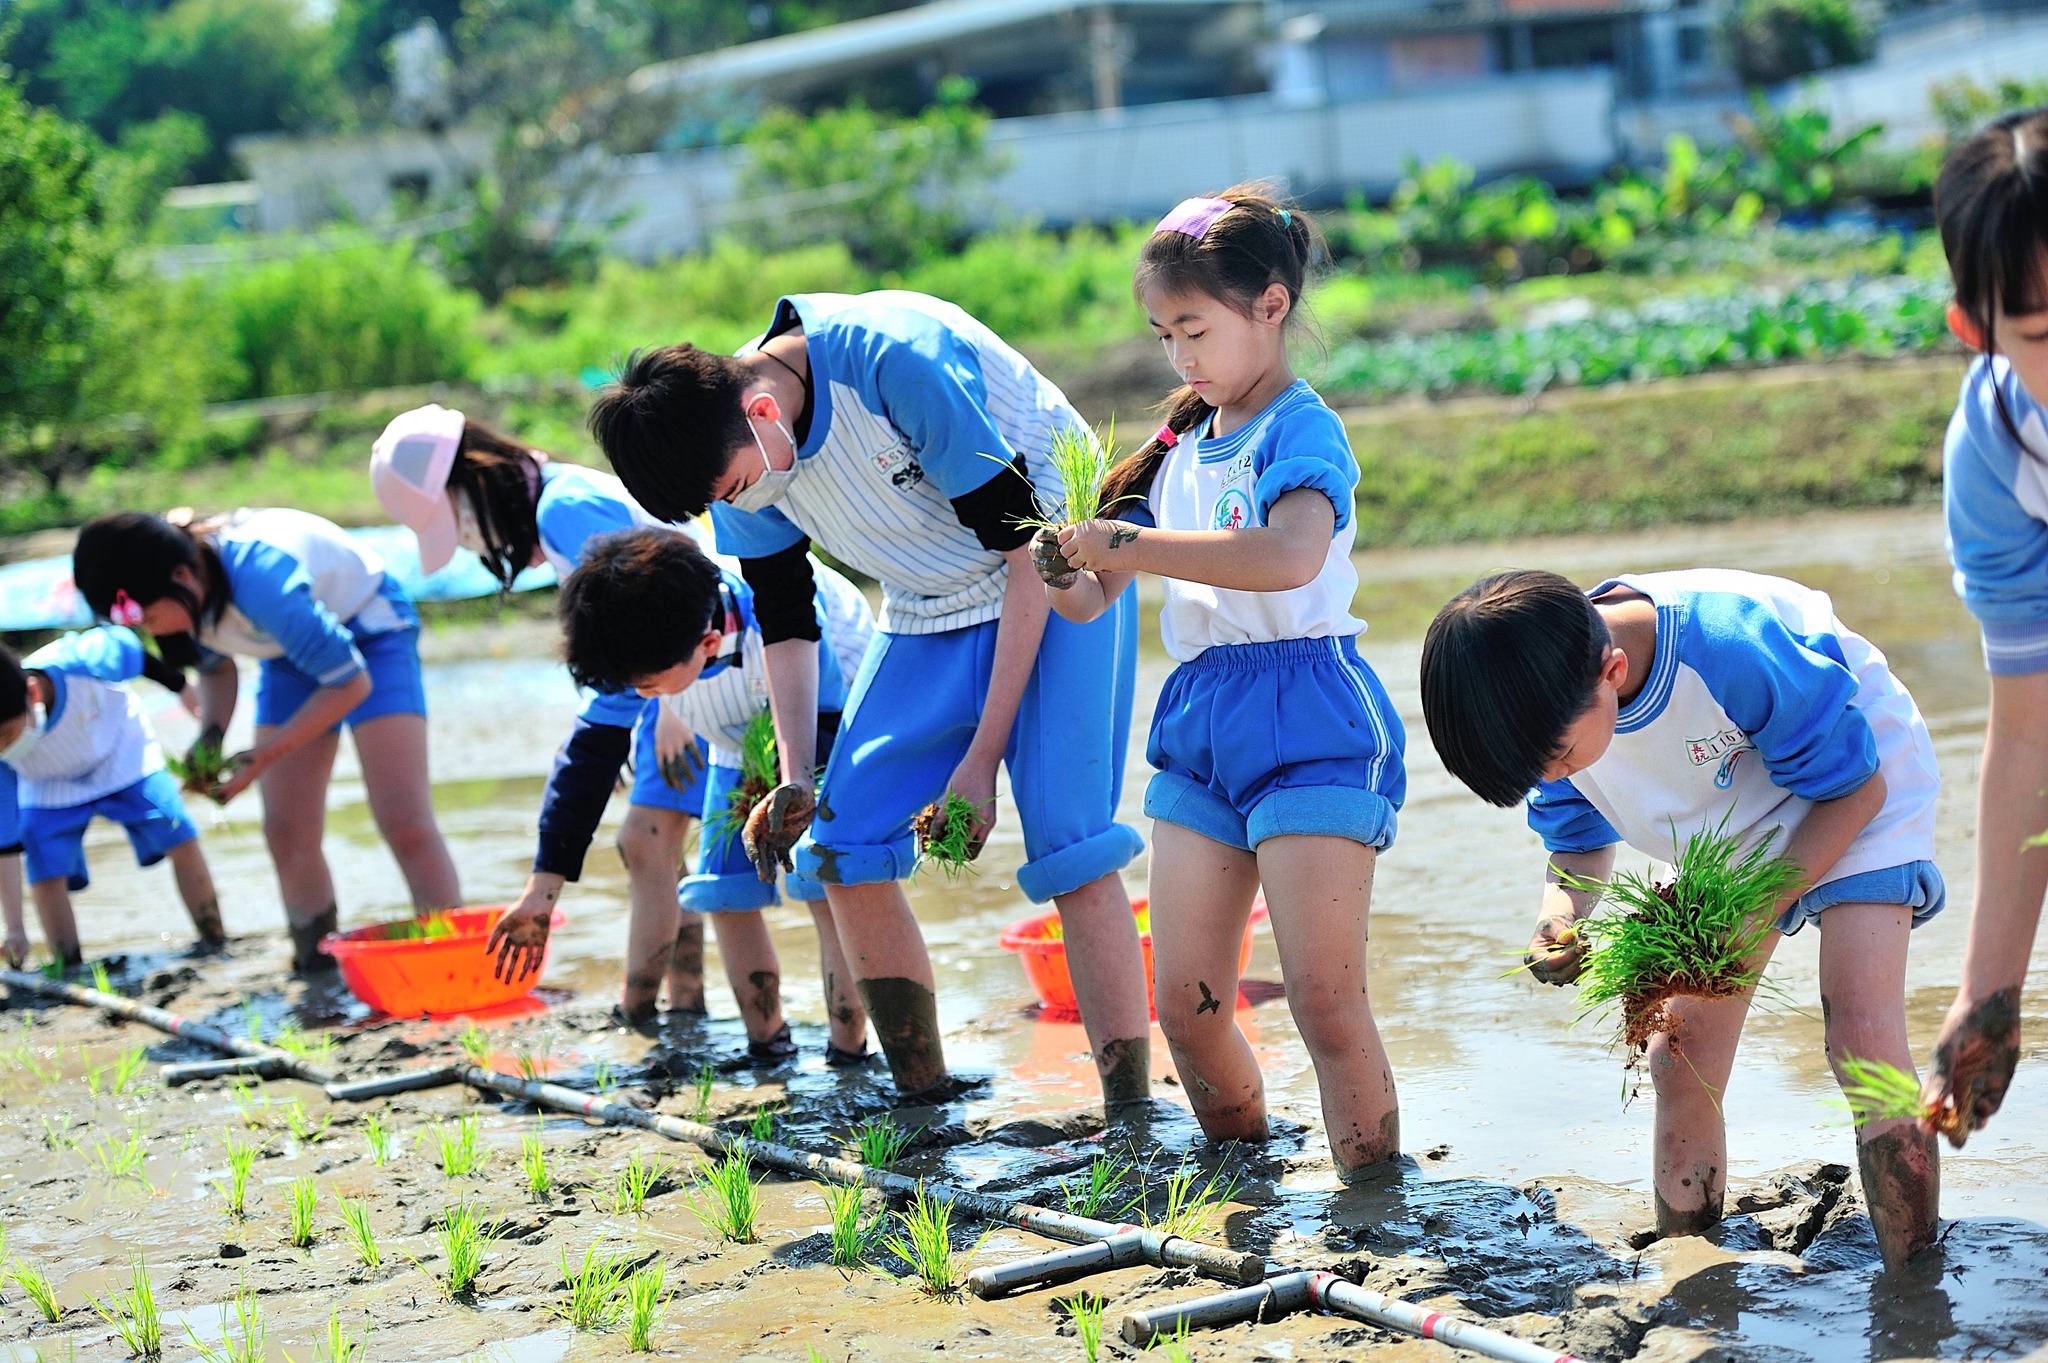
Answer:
[
  {"left": 4, "top": 931, "right": 26, "bottom": 970},
  {"left": 1032, "top": 526, "right": 1077, "bottom": 589},
  {"left": 659, "top": 740, "right": 705, "bottom": 792},
  {"left": 1922, "top": 985, "right": 2021, "bottom": 1146},
  {"left": 743, "top": 781, "right": 815, "bottom": 882},
  {"left": 1525, "top": 914, "right": 1587, "bottom": 985},
  {"left": 487, "top": 904, "right": 554, "bottom": 984},
  {"left": 207, "top": 750, "right": 260, "bottom": 806}
]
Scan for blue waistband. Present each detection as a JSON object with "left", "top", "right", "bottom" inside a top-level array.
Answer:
[{"left": 1179, "top": 635, "right": 1358, "bottom": 671}]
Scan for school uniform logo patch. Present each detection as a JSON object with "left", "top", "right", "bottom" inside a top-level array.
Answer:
[
  {"left": 1212, "top": 488, "right": 1252, "bottom": 530},
  {"left": 869, "top": 445, "right": 924, "bottom": 490},
  {"left": 1686, "top": 727, "right": 1756, "bottom": 790}
]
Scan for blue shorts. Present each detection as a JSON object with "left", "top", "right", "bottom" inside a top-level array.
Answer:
[
  {"left": 0, "top": 765, "right": 20, "bottom": 853},
  {"left": 20, "top": 770, "right": 198, "bottom": 891},
  {"left": 681, "top": 717, "right": 838, "bottom": 913},
  {"left": 1777, "top": 859, "right": 1946, "bottom": 937},
  {"left": 254, "top": 628, "right": 427, "bottom": 730},
  {"left": 793, "top": 589, "right": 1144, "bottom": 903},
  {"left": 1145, "top": 635, "right": 1407, "bottom": 852},
  {"left": 627, "top": 699, "right": 712, "bottom": 816}
]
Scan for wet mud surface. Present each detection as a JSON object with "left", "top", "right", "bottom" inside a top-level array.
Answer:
[{"left": 4, "top": 509, "right": 2048, "bottom": 1361}]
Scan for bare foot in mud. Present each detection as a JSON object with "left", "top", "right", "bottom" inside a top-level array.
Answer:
[
  {"left": 1096, "top": 1035, "right": 1151, "bottom": 1110},
  {"left": 1858, "top": 1125, "right": 1941, "bottom": 1271},
  {"left": 1924, "top": 986, "right": 2021, "bottom": 1147},
  {"left": 858, "top": 975, "right": 949, "bottom": 1096},
  {"left": 743, "top": 782, "right": 815, "bottom": 881}
]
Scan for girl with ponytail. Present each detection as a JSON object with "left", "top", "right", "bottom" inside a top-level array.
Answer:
[{"left": 1037, "top": 186, "right": 1410, "bottom": 1176}]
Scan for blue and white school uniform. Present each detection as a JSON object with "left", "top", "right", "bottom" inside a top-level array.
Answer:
[
  {"left": 1528, "top": 570, "right": 1943, "bottom": 935},
  {"left": 0, "top": 628, "right": 197, "bottom": 891},
  {"left": 198, "top": 509, "right": 424, "bottom": 728},
  {"left": 665, "top": 565, "right": 875, "bottom": 912},
  {"left": 709, "top": 291, "right": 1143, "bottom": 902},
  {"left": 1135, "top": 379, "right": 1406, "bottom": 851},
  {"left": 1944, "top": 355, "right": 2048, "bottom": 675},
  {"left": 534, "top": 458, "right": 714, "bottom": 818}
]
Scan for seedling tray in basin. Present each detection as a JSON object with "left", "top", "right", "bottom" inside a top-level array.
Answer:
[{"left": 322, "top": 907, "right": 562, "bottom": 1016}]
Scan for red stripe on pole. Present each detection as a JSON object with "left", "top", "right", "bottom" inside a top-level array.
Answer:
[{"left": 1418, "top": 1310, "right": 1444, "bottom": 1339}]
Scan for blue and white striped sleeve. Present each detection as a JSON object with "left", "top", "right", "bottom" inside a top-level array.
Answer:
[
  {"left": 1684, "top": 591, "right": 1879, "bottom": 801},
  {"left": 221, "top": 542, "right": 365, "bottom": 687},
  {"left": 1944, "top": 360, "right": 2048, "bottom": 675},
  {"left": 578, "top": 689, "right": 652, "bottom": 729},
  {"left": 855, "top": 318, "right": 1017, "bottom": 499},
  {"left": 537, "top": 479, "right": 638, "bottom": 568},
  {"left": 710, "top": 502, "right": 807, "bottom": 560},
  {"left": 23, "top": 626, "right": 147, "bottom": 684},
  {"left": 1252, "top": 400, "right": 1357, "bottom": 534},
  {"left": 1527, "top": 779, "right": 1621, "bottom": 853}
]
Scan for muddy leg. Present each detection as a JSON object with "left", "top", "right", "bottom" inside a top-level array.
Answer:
[
  {"left": 616, "top": 805, "right": 691, "bottom": 1022},
  {"left": 807, "top": 900, "right": 870, "bottom": 1056},
  {"left": 709, "top": 910, "right": 784, "bottom": 1044},
  {"left": 1648, "top": 940, "right": 1774, "bottom": 1238},
  {"left": 1149, "top": 822, "right": 1268, "bottom": 1145},
  {"left": 1259, "top": 835, "right": 1398, "bottom": 1174},
  {"left": 1052, "top": 872, "right": 1152, "bottom": 1110},
  {"left": 667, "top": 917, "right": 707, "bottom": 1015},
  {"left": 256, "top": 724, "right": 341, "bottom": 949},
  {"left": 1819, "top": 901, "right": 1939, "bottom": 1270},
  {"left": 166, "top": 840, "right": 225, "bottom": 949},
  {"left": 825, "top": 880, "right": 948, "bottom": 1096},
  {"left": 29, "top": 877, "right": 82, "bottom": 969}
]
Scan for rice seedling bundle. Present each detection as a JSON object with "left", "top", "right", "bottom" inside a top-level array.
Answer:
[
  {"left": 556, "top": 1240, "right": 632, "bottom": 1332},
  {"left": 912, "top": 792, "right": 982, "bottom": 878},
  {"left": 521, "top": 1132, "right": 551, "bottom": 1198},
  {"left": 184, "top": 1280, "right": 263, "bottom": 1363},
  {"left": 89, "top": 1256, "right": 162, "bottom": 1359},
  {"left": 166, "top": 737, "right": 229, "bottom": 793},
  {"left": 684, "top": 1148, "right": 758, "bottom": 1243},
  {"left": 625, "top": 1261, "right": 668, "bottom": 1351},
  {"left": 714, "top": 712, "right": 781, "bottom": 840},
  {"left": 847, "top": 1115, "right": 915, "bottom": 1170},
  {"left": 1059, "top": 1292, "right": 1107, "bottom": 1363}
]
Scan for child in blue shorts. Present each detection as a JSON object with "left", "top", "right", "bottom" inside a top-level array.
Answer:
[
  {"left": 72, "top": 509, "right": 461, "bottom": 972},
  {"left": 588, "top": 289, "right": 1152, "bottom": 1106},
  {"left": 372, "top": 404, "right": 728, "bottom": 1022},
  {"left": 0, "top": 628, "right": 225, "bottom": 967},
  {"left": 488, "top": 529, "right": 874, "bottom": 1062},
  {"left": 1420, "top": 568, "right": 1943, "bottom": 1270},
  {"left": 1041, "top": 189, "right": 1408, "bottom": 1174}
]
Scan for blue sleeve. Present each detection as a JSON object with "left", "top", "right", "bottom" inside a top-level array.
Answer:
[
  {"left": 710, "top": 501, "right": 807, "bottom": 560},
  {"left": 23, "top": 627, "right": 146, "bottom": 684},
  {"left": 1683, "top": 592, "right": 1880, "bottom": 801},
  {"left": 579, "top": 688, "right": 652, "bottom": 729},
  {"left": 1527, "top": 779, "right": 1622, "bottom": 854},
  {"left": 537, "top": 480, "right": 638, "bottom": 567},
  {"left": 534, "top": 714, "right": 632, "bottom": 880},
  {"left": 1944, "top": 359, "right": 2048, "bottom": 675},
  {"left": 848, "top": 314, "right": 1018, "bottom": 499},
  {"left": 0, "top": 764, "right": 19, "bottom": 850},
  {"left": 221, "top": 542, "right": 365, "bottom": 686},
  {"left": 1253, "top": 401, "right": 1357, "bottom": 534}
]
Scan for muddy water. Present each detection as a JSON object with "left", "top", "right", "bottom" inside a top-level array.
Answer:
[{"left": 3, "top": 506, "right": 2046, "bottom": 1362}]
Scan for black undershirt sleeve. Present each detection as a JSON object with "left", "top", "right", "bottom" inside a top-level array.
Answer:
[
  {"left": 950, "top": 455, "right": 1038, "bottom": 553},
  {"left": 139, "top": 651, "right": 187, "bottom": 694},
  {"left": 532, "top": 715, "right": 633, "bottom": 881},
  {"left": 740, "top": 540, "right": 822, "bottom": 645}
]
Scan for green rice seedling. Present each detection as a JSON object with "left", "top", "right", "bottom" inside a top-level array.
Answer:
[
  {"left": 521, "top": 1132, "right": 551, "bottom": 1198},
  {"left": 624, "top": 1260, "right": 667, "bottom": 1351},
  {"left": 1143, "top": 1321, "right": 1196, "bottom": 1361},
  {"left": 90, "top": 962, "right": 113, "bottom": 996},
  {"left": 217, "top": 1131, "right": 258, "bottom": 1218},
  {"left": 288, "top": 1177, "right": 317, "bottom": 1247},
  {"left": 748, "top": 1102, "right": 780, "bottom": 1143},
  {"left": 456, "top": 1021, "right": 489, "bottom": 1068},
  {"left": 339, "top": 1197, "right": 380, "bottom": 1269},
  {"left": 183, "top": 1279, "right": 262, "bottom": 1363},
  {"left": 229, "top": 1077, "right": 271, "bottom": 1129},
  {"left": 19, "top": 1043, "right": 60, "bottom": 1084},
  {"left": 436, "top": 1114, "right": 483, "bottom": 1177},
  {"left": 555, "top": 1240, "right": 631, "bottom": 1332},
  {"left": 284, "top": 1099, "right": 331, "bottom": 1145},
  {"left": 83, "top": 1056, "right": 108, "bottom": 1098},
  {"left": 1060, "top": 1152, "right": 1141, "bottom": 1220},
  {"left": 1832, "top": 1055, "right": 1942, "bottom": 1129},
  {"left": 806, "top": 1348, "right": 829, "bottom": 1363},
  {"left": 274, "top": 1020, "right": 337, "bottom": 1069},
  {"left": 592, "top": 1058, "right": 616, "bottom": 1094},
  {"left": 683, "top": 1148, "right": 758, "bottom": 1243},
  {"left": 611, "top": 1148, "right": 673, "bottom": 1216},
  {"left": 847, "top": 1115, "right": 915, "bottom": 1170},
  {"left": 41, "top": 1113, "right": 76, "bottom": 1150},
  {"left": 713, "top": 710, "right": 781, "bottom": 839},
  {"left": 285, "top": 1311, "right": 366, "bottom": 1363},
  {"left": 824, "top": 1183, "right": 885, "bottom": 1268},
  {"left": 109, "top": 1045, "right": 148, "bottom": 1094},
  {"left": 690, "top": 1063, "right": 714, "bottom": 1121},
  {"left": 10, "top": 1258, "right": 61, "bottom": 1321},
  {"left": 1147, "top": 1154, "right": 1239, "bottom": 1241},
  {"left": 985, "top": 420, "right": 1126, "bottom": 531},
  {"left": 242, "top": 1000, "right": 263, "bottom": 1043},
  {"left": 363, "top": 1112, "right": 397, "bottom": 1165},
  {"left": 88, "top": 1256, "right": 161, "bottom": 1359},
  {"left": 426, "top": 1198, "right": 499, "bottom": 1299},
  {"left": 513, "top": 1035, "right": 553, "bottom": 1081},
  {"left": 91, "top": 1131, "right": 148, "bottom": 1182},
  {"left": 912, "top": 791, "right": 982, "bottom": 878},
  {"left": 885, "top": 1184, "right": 979, "bottom": 1297},
  {"left": 382, "top": 910, "right": 461, "bottom": 941},
  {"left": 1568, "top": 821, "right": 1803, "bottom": 1061},
  {"left": 1058, "top": 1292, "right": 1107, "bottom": 1363},
  {"left": 166, "top": 735, "right": 228, "bottom": 793}
]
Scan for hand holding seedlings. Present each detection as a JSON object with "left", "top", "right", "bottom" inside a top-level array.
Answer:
[
  {"left": 914, "top": 789, "right": 989, "bottom": 876},
  {"left": 742, "top": 781, "right": 815, "bottom": 881},
  {"left": 1524, "top": 914, "right": 1588, "bottom": 985},
  {"left": 1053, "top": 519, "right": 1146, "bottom": 575},
  {"left": 165, "top": 727, "right": 230, "bottom": 795},
  {"left": 1921, "top": 984, "right": 2023, "bottom": 1147},
  {"left": 1032, "top": 527, "right": 1078, "bottom": 589},
  {"left": 714, "top": 712, "right": 781, "bottom": 841}
]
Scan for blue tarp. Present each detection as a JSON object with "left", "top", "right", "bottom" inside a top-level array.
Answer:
[{"left": 0, "top": 525, "right": 557, "bottom": 633}]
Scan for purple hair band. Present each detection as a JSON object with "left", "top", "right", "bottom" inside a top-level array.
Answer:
[{"left": 1154, "top": 196, "right": 1234, "bottom": 240}]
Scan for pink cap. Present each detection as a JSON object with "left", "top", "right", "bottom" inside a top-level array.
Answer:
[
  {"left": 370, "top": 404, "right": 466, "bottom": 573},
  {"left": 1154, "top": 196, "right": 1234, "bottom": 240}
]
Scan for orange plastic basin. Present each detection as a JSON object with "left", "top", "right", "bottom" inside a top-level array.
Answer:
[
  {"left": 321, "top": 907, "right": 560, "bottom": 1017},
  {"left": 998, "top": 896, "right": 1267, "bottom": 1022}
]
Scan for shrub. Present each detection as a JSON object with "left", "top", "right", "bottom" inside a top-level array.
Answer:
[{"left": 1720, "top": 0, "right": 1875, "bottom": 87}]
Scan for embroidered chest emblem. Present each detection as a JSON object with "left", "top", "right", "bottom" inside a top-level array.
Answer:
[
  {"left": 1212, "top": 488, "right": 1252, "bottom": 530},
  {"left": 869, "top": 445, "right": 924, "bottom": 490},
  {"left": 1686, "top": 727, "right": 1755, "bottom": 789}
]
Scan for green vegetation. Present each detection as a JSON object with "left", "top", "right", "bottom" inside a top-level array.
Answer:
[
  {"left": 1061, "top": 1152, "right": 1142, "bottom": 1221},
  {"left": 715, "top": 712, "right": 781, "bottom": 840},
  {"left": 1568, "top": 822, "right": 1804, "bottom": 1058},
  {"left": 109, "top": 1045, "right": 148, "bottom": 1094},
  {"left": 91, "top": 1131, "right": 148, "bottom": 1182},
  {"left": 456, "top": 1021, "right": 490, "bottom": 1068},
  {"left": 363, "top": 1112, "right": 396, "bottom": 1166},
  {"left": 521, "top": 1132, "right": 551, "bottom": 1198},
  {"left": 284, "top": 1099, "right": 331, "bottom": 1145},
  {"left": 436, "top": 1114, "right": 483, "bottom": 1177},
  {"left": 426, "top": 1199, "right": 499, "bottom": 1299},
  {"left": 625, "top": 1261, "right": 667, "bottom": 1352},
  {"left": 611, "top": 1148, "right": 672, "bottom": 1216},
  {"left": 748, "top": 1102, "right": 780, "bottom": 1144},
  {"left": 847, "top": 1115, "right": 916, "bottom": 1170},
  {"left": 298, "top": 1311, "right": 367, "bottom": 1363},
  {"left": 825, "top": 1183, "right": 886, "bottom": 1269},
  {"left": 886, "top": 1185, "right": 976, "bottom": 1297},
  {"left": 217, "top": 1131, "right": 258, "bottom": 1218},
  {"left": 1059, "top": 1292, "right": 1107, "bottom": 1363},
  {"left": 1833, "top": 1055, "right": 1934, "bottom": 1126},
  {"left": 339, "top": 1197, "right": 381, "bottom": 1269},
  {"left": 913, "top": 792, "right": 982, "bottom": 878},
  {"left": 379, "top": 909, "right": 463, "bottom": 941},
  {"left": 165, "top": 737, "right": 229, "bottom": 793},
  {"left": 9, "top": 1257, "right": 61, "bottom": 1321},
  {"left": 1146, "top": 1155, "right": 1239, "bottom": 1241},
  {"left": 1004, "top": 421, "right": 1124, "bottom": 530},
  {"left": 184, "top": 1279, "right": 263, "bottom": 1363},
  {"left": 556, "top": 1240, "right": 632, "bottom": 1332},
  {"left": 690, "top": 1063, "right": 715, "bottom": 1122},
  {"left": 88, "top": 1256, "right": 163, "bottom": 1359},
  {"left": 288, "top": 1177, "right": 317, "bottom": 1248},
  {"left": 684, "top": 1149, "right": 758, "bottom": 1242}
]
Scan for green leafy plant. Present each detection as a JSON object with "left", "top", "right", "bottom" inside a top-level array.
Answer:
[
  {"left": 1568, "top": 821, "right": 1803, "bottom": 1060},
  {"left": 456, "top": 1021, "right": 490, "bottom": 1067},
  {"left": 1143, "top": 1321, "right": 1196, "bottom": 1361},
  {"left": 339, "top": 1197, "right": 380, "bottom": 1269},
  {"left": 363, "top": 1112, "right": 396, "bottom": 1166},
  {"left": 513, "top": 1036, "right": 553, "bottom": 1081},
  {"left": 41, "top": 1113, "right": 77, "bottom": 1150},
  {"left": 218, "top": 1131, "right": 258, "bottom": 1218},
  {"left": 290, "top": 1311, "right": 366, "bottom": 1363},
  {"left": 90, "top": 962, "right": 114, "bottom": 996},
  {"left": 183, "top": 1278, "right": 261, "bottom": 1363},
  {"left": 424, "top": 1199, "right": 499, "bottom": 1300},
  {"left": 88, "top": 1256, "right": 162, "bottom": 1358},
  {"left": 9, "top": 1258, "right": 61, "bottom": 1321},
  {"left": 284, "top": 1099, "right": 331, "bottom": 1145},
  {"left": 91, "top": 1131, "right": 148, "bottom": 1183},
  {"left": 748, "top": 1103, "right": 780, "bottom": 1143},
  {"left": 1831, "top": 1054, "right": 1946, "bottom": 1134},
  {"left": 989, "top": 420, "right": 1124, "bottom": 531},
  {"left": 109, "top": 1045, "right": 148, "bottom": 1094},
  {"left": 1061, "top": 1152, "right": 1142, "bottom": 1220},
  {"left": 273, "top": 1019, "right": 337, "bottom": 1068},
  {"left": 690, "top": 1063, "right": 715, "bottom": 1122},
  {"left": 436, "top": 1114, "right": 483, "bottom": 1177},
  {"left": 521, "top": 1132, "right": 552, "bottom": 1199},
  {"left": 847, "top": 1115, "right": 916, "bottom": 1170},
  {"left": 593, "top": 1058, "right": 617, "bottom": 1094},
  {"left": 885, "top": 1184, "right": 978, "bottom": 1296},
  {"left": 166, "top": 737, "right": 229, "bottom": 793},
  {"left": 556, "top": 1240, "right": 632, "bottom": 1332},
  {"left": 288, "top": 1177, "right": 317, "bottom": 1247},
  {"left": 825, "top": 1182, "right": 886, "bottom": 1268},
  {"left": 684, "top": 1148, "right": 759, "bottom": 1243},
  {"left": 714, "top": 711, "right": 781, "bottom": 839},
  {"left": 1146, "top": 1154, "right": 1239, "bottom": 1241},
  {"left": 382, "top": 911, "right": 462, "bottom": 941},
  {"left": 229, "top": 1077, "right": 271, "bottom": 1129},
  {"left": 1059, "top": 1292, "right": 1107, "bottom": 1363},
  {"left": 913, "top": 792, "right": 982, "bottom": 878},
  {"left": 625, "top": 1260, "right": 667, "bottom": 1351},
  {"left": 612, "top": 1148, "right": 673, "bottom": 1215}
]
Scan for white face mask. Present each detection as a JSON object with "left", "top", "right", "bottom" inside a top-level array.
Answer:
[
  {"left": 2, "top": 702, "right": 47, "bottom": 766},
  {"left": 726, "top": 416, "right": 799, "bottom": 514},
  {"left": 453, "top": 490, "right": 489, "bottom": 558}
]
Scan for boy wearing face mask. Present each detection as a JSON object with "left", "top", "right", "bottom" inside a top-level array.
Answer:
[
  {"left": 576, "top": 291, "right": 1154, "bottom": 1110},
  {"left": 0, "top": 629, "right": 226, "bottom": 967}
]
